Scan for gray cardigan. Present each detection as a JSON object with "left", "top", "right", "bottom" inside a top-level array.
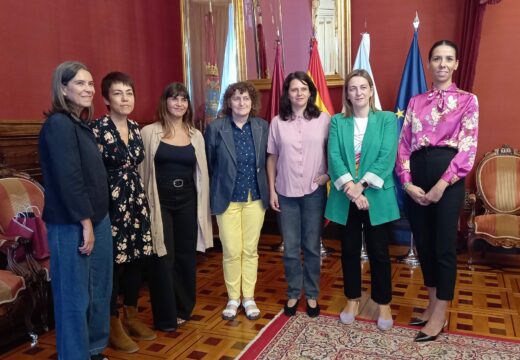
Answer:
[{"left": 204, "top": 116, "right": 269, "bottom": 215}]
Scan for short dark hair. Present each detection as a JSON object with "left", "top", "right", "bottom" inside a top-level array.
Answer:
[
  {"left": 101, "top": 72, "right": 135, "bottom": 100},
  {"left": 428, "top": 40, "right": 458, "bottom": 61},
  {"left": 155, "top": 82, "right": 194, "bottom": 137},
  {"left": 219, "top": 81, "right": 260, "bottom": 117},
  {"left": 101, "top": 72, "right": 135, "bottom": 111},
  {"left": 279, "top": 71, "right": 321, "bottom": 121}
]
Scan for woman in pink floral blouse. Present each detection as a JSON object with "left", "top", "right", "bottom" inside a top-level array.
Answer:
[{"left": 396, "top": 40, "right": 479, "bottom": 342}]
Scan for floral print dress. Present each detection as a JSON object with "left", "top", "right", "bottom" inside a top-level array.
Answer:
[{"left": 91, "top": 115, "right": 153, "bottom": 264}]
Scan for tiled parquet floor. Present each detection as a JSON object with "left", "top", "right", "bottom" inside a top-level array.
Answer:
[{"left": 2, "top": 235, "right": 520, "bottom": 359}]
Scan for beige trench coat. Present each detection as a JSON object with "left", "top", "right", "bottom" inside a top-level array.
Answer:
[{"left": 139, "top": 122, "right": 213, "bottom": 256}]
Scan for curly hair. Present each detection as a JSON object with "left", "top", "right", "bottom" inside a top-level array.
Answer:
[
  {"left": 278, "top": 71, "right": 321, "bottom": 121},
  {"left": 219, "top": 81, "right": 260, "bottom": 117}
]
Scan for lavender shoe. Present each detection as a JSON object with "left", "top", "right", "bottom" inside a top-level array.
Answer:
[
  {"left": 340, "top": 311, "right": 356, "bottom": 324},
  {"left": 377, "top": 316, "right": 394, "bottom": 331},
  {"left": 339, "top": 300, "right": 360, "bottom": 325}
]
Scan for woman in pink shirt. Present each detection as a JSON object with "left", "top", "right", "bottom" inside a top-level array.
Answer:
[
  {"left": 396, "top": 40, "right": 479, "bottom": 342},
  {"left": 267, "top": 71, "right": 330, "bottom": 317}
]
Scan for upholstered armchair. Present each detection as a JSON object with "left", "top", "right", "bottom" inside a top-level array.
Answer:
[
  {"left": 0, "top": 173, "right": 50, "bottom": 347},
  {"left": 467, "top": 145, "right": 520, "bottom": 266}
]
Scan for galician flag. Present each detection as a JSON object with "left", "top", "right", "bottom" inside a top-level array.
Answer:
[
  {"left": 353, "top": 33, "right": 382, "bottom": 110},
  {"left": 307, "top": 37, "right": 334, "bottom": 115}
]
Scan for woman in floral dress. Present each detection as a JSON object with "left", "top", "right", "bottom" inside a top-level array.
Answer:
[{"left": 91, "top": 72, "right": 155, "bottom": 353}]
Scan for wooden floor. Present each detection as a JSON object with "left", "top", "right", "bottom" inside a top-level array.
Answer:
[{"left": 2, "top": 234, "right": 520, "bottom": 359}]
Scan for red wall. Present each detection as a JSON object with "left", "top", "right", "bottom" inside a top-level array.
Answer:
[
  {"left": 0, "top": 0, "right": 183, "bottom": 123},
  {"left": 350, "top": 0, "right": 465, "bottom": 111},
  {"left": 472, "top": 2, "right": 520, "bottom": 162},
  {"left": 350, "top": 0, "right": 520, "bottom": 186},
  {"left": 2, "top": 0, "right": 519, "bottom": 178}
]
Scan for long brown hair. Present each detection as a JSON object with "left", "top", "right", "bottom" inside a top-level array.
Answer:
[{"left": 155, "top": 83, "right": 194, "bottom": 138}]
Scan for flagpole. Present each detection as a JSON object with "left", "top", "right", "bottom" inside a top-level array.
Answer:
[
  {"left": 394, "top": 11, "right": 424, "bottom": 268},
  {"left": 277, "top": 0, "right": 285, "bottom": 70}
]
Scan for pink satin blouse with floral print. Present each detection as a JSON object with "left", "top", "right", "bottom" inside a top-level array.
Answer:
[{"left": 396, "top": 83, "right": 479, "bottom": 185}]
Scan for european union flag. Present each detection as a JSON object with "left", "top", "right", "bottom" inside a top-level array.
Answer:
[
  {"left": 395, "top": 30, "right": 427, "bottom": 139},
  {"left": 393, "top": 28, "right": 427, "bottom": 245},
  {"left": 394, "top": 29, "right": 427, "bottom": 209}
]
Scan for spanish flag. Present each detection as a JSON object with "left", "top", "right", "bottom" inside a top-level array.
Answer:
[
  {"left": 307, "top": 37, "right": 334, "bottom": 226},
  {"left": 307, "top": 37, "right": 334, "bottom": 115}
]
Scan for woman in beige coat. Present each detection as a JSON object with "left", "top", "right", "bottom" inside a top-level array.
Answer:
[{"left": 139, "top": 83, "right": 212, "bottom": 332}]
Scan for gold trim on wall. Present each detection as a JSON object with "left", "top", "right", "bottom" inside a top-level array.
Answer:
[
  {"left": 234, "top": 0, "right": 247, "bottom": 81},
  {"left": 250, "top": 75, "right": 344, "bottom": 91},
  {"left": 181, "top": 0, "right": 187, "bottom": 85}
]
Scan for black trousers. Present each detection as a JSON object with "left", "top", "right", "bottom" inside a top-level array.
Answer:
[
  {"left": 149, "top": 183, "right": 198, "bottom": 329},
  {"left": 341, "top": 201, "right": 392, "bottom": 305},
  {"left": 408, "top": 147, "right": 465, "bottom": 301},
  {"left": 110, "top": 259, "right": 142, "bottom": 316}
]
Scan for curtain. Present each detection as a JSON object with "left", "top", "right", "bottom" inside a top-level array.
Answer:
[
  {"left": 219, "top": 3, "right": 238, "bottom": 110},
  {"left": 189, "top": 1, "right": 229, "bottom": 126},
  {"left": 456, "top": 0, "right": 502, "bottom": 91}
]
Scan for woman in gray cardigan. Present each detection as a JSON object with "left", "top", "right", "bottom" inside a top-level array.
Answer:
[{"left": 205, "top": 82, "right": 269, "bottom": 321}]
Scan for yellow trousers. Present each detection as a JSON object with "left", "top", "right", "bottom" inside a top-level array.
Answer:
[{"left": 216, "top": 196, "right": 265, "bottom": 299}]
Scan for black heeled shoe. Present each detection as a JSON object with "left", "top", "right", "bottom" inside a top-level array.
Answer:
[
  {"left": 306, "top": 300, "right": 320, "bottom": 318},
  {"left": 414, "top": 320, "right": 448, "bottom": 342},
  {"left": 284, "top": 299, "right": 299, "bottom": 316},
  {"left": 414, "top": 329, "right": 442, "bottom": 342},
  {"left": 409, "top": 318, "right": 428, "bottom": 327}
]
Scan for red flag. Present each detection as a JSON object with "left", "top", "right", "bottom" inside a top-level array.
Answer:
[
  {"left": 307, "top": 38, "right": 334, "bottom": 115},
  {"left": 266, "top": 41, "right": 284, "bottom": 122},
  {"left": 256, "top": 2, "right": 268, "bottom": 78},
  {"left": 257, "top": 22, "right": 268, "bottom": 78}
]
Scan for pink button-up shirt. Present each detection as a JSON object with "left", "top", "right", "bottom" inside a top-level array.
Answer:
[
  {"left": 268, "top": 112, "right": 330, "bottom": 197},
  {"left": 396, "top": 83, "right": 479, "bottom": 185}
]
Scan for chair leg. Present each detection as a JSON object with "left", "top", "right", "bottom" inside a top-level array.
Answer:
[
  {"left": 467, "top": 235, "right": 476, "bottom": 268},
  {"left": 22, "top": 285, "right": 38, "bottom": 347},
  {"left": 37, "top": 275, "right": 50, "bottom": 331}
]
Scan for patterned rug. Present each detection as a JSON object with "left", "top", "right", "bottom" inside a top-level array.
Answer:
[{"left": 238, "top": 312, "right": 520, "bottom": 359}]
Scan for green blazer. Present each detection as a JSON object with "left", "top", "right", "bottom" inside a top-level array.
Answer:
[{"left": 325, "top": 111, "right": 400, "bottom": 226}]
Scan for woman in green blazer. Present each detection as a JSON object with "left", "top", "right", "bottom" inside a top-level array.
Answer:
[{"left": 325, "top": 69, "right": 399, "bottom": 331}]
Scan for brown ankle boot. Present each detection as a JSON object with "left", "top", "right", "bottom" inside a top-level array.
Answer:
[
  {"left": 124, "top": 306, "right": 157, "bottom": 341},
  {"left": 109, "top": 315, "right": 139, "bottom": 353}
]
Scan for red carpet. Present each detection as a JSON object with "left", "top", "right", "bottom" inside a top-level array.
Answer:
[{"left": 238, "top": 311, "right": 520, "bottom": 359}]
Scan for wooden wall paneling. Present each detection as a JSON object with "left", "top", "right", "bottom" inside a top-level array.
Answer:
[{"left": 0, "top": 120, "right": 42, "bottom": 181}]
